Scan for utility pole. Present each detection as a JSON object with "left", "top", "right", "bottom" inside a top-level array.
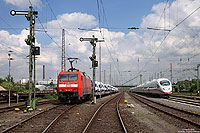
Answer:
[
  {"left": 99, "top": 43, "right": 101, "bottom": 83},
  {"left": 160, "top": 71, "right": 162, "bottom": 78},
  {"left": 140, "top": 74, "right": 142, "bottom": 85},
  {"left": 80, "top": 35, "right": 104, "bottom": 104},
  {"left": 43, "top": 65, "right": 45, "bottom": 81},
  {"left": 61, "top": 29, "right": 66, "bottom": 72},
  {"left": 8, "top": 51, "right": 14, "bottom": 107},
  {"left": 170, "top": 63, "right": 172, "bottom": 83},
  {"left": 10, "top": 6, "right": 38, "bottom": 107},
  {"left": 104, "top": 70, "right": 106, "bottom": 83},
  {"left": 117, "top": 59, "right": 120, "bottom": 85},
  {"left": 110, "top": 64, "right": 111, "bottom": 85},
  {"left": 157, "top": 73, "right": 159, "bottom": 79},
  {"left": 197, "top": 64, "right": 200, "bottom": 92}
]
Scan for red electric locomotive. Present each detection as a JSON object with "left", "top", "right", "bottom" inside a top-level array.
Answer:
[{"left": 57, "top": 58, "right": 92, "bottom": 103}]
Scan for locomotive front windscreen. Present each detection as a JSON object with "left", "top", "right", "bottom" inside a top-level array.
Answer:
[
  {"left": 59, "top": 74, "right": 78, "bottom": 81},
  {"left": 160, "top": 80, "right": 170, "bottom": 86}
]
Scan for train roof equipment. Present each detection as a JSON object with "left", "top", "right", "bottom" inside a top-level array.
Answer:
[{"left": 67, "top": 57, "right": 80, "bottom": 72}]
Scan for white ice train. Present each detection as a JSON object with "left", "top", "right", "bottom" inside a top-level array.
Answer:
[{"left": 130, "top": 78, "right": 172, "bottom": 97}]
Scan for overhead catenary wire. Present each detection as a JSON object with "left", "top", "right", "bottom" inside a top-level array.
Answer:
[
  {"left": 141, "top": 3, "right": 200, "bottom": 76},
  {"left": 123, "top": 0, "right": 170, "bottom": 85},
  {"left": 28, "top": 0, "right": 61, "bottom": 48},
  {"left": 45, "top": 0, "right": 62, "bottom": 29},
  {"left": 45, "top": 0, "right": 71, "bottom": 51},
  {"left": 29, "top": 0, "right": 70, "bottom": 58},
  {"left": 0, "top": 42, "right": 28, "bottom": 57},
  {"left": 123, "top": 2, "right": 200, "bottom": 85},
  {"left": 37, "top": 17, "right": 62, "bottom": 49},
  {"left": 96, "top": 0, "right": 101, "bottom": 29},
  {"left": 97, "top": 0, "right": 121, "bottom": 75},
  {"left": 0, "top": 16, "right": 19, "bottom": 33}
]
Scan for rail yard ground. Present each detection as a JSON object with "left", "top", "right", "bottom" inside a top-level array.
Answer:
[{"left": 0, "top": 93, "right": 200, "bottom": 132}]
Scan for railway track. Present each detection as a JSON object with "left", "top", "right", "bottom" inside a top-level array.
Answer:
[
  {"left": 0, "top": 104, "right": 77, "bottom": 133},
  {"left": 0, "top": 99, "right": 58, "bottom": 114},
  {"left": 171, "top": 95, "right": 200, "bottom": 100},
  {"left": 168, "top": 97, "right": 200, "bottom": 107},
  {"left": 82, "top": 93, "right": 127, "bottom": 133},
  {"left": 129, "top": 93, "right": 200, "bottom": 129},
  {"left": 42, "top": 104, "right": 77, "bottom": 133},
  {"left": 0, "top": 100, "right": 25, "bottom": 105}
]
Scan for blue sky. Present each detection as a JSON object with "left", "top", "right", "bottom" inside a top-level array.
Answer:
[
  {"left": 0, "top": 0, "right": 200, "bottom": 85},
  {"left": 0, "top": 0, "right": 163, "bottom": 33}
]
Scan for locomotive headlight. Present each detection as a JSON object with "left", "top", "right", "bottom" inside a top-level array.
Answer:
[
  {"left": 71, "top": 84, "right": 78, "bottom": 87},
  {"left": 59, "top": 84, "right": 66, "bottom": 87}
]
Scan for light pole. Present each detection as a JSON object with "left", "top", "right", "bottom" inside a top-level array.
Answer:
[{"left": 8, "top": 50, "right": 14, "bottom": 106}]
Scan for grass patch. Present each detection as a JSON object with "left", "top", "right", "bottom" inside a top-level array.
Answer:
[
  {"left": 172, "top": 92, "right": 199, "bottom": 96},
  {"left": 137, "top": 114, "right": 144, "bottom": 118},
  {"left": 43, "top": 93, "right": 58, "bottom": 99}
]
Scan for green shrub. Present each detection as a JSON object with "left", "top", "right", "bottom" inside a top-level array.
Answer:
[{"left": 44, "top": 94, "right": 57, "bottom": 99}]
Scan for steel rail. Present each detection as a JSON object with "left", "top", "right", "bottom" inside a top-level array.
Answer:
[
  {"left": 0, "top": 104, "right": 64, "bottom": 133},
  {"left": 168, "top": 97, "right": 200, "bottom": 107},
  {"left": 0, "top": 100, "right": 57, "bottom": 114},
  {"left": 140, "top": 95, "right": 200, "bottom": 118},
  {"left": 116, "top": 95, "right": 128, "bottom": 133},
  {"left": 82, "top": 93, "right": 122, "bottom": 133},
  {"left": 171, "top": 95, "right": 200, "bottom": 100},
  {"left": 42, "top": 104, "right": 77, "bottom": 133},
  {"left": 129, "top": 93, "right": 200, "bottom": 128}
]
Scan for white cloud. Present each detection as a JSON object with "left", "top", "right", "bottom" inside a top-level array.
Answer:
[
  {"left": 1, "top": 0, "right": 200, "bottom": 83},
  {"left": 4, "top": 0, "right": 42, "bottom": 9},
  {"left": 45, "top": 12, "right": 97, "bottom": 36}
]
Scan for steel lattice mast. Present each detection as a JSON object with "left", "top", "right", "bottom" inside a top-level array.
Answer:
[{"left": 61, "top": 29, "right": 66, "bottom": 72}]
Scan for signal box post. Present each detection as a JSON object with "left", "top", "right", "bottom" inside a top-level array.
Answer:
[
  {"left": 10, "top": 6, "right": 39, "bottom": 108},
  {"left": 80, "top": 35, "right": 104, "bottom": 104}
]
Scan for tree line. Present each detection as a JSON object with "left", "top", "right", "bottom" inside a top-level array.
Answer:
[{"left": 173, "top": 79, "right": 200, "bottom": 93}]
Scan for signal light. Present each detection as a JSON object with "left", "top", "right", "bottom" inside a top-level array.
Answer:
[
  {"left": 92, "top": 61, "right": 98, "bottom": 67},
  {"left": 10, "top": 10, "right": 16, "bottom": 16}
]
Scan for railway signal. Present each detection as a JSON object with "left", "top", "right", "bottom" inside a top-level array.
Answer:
[
  {"left": 80, "top": 35, "right": 104, "bottom": 104},
  {"left": 10, "top": 6, "right": 38, "bottom": 108}
]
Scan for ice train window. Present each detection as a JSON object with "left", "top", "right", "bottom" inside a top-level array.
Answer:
[{"left": 160, "top": 80, "right": 170, "bottom": 86}]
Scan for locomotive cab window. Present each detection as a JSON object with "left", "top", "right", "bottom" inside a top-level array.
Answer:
[
  {"left": 160, "top": 80, "right": 170, "bottom": 86},
  {"left": 59, "top": 74, "right": 78, "bottom": 81}
]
